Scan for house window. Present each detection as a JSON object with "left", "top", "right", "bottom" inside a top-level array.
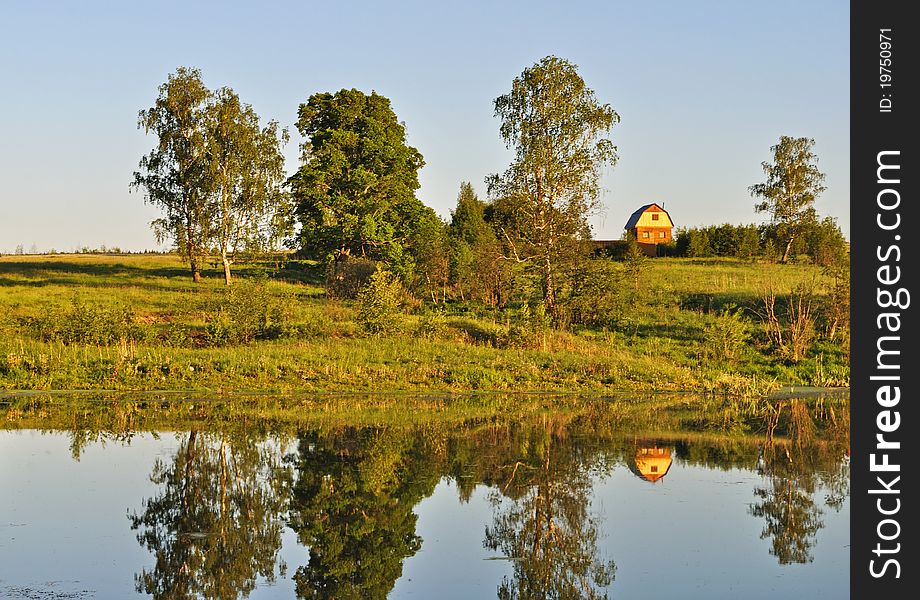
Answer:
[
  {"left": 651, "top": 213, "right": 659, "bottom": 221},
  {"left": 658, "top": 231, "right": 665, "bottom": 238},
  {"left": 642, "top": 231, "right": 649, "bottom": 239}
]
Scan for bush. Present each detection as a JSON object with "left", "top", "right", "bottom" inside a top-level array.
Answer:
[
  {"left": 356, "top": 268, "right": 404, "bottom": 335},
  {"left": 566, "top": 260, "right": 629, "bottom": 327},
  {"left": 205, "top": 280, "right": 289, "bottom": 346},
  {"left": 700, "top": 305, "right": 751, "bottom": 362},
  {"left": 28, "top": 299, "right": 149, "bottom": 345},
  {"left": 326, "top": 255, "right": 377, "bottom": 299},
  {"left": 415, "top": 308, "right": 447, "bottom": 339}
]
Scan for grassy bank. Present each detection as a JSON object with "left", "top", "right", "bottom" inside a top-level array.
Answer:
[{"left": 0, "top": 253, "right": 849, "bottom": 394}]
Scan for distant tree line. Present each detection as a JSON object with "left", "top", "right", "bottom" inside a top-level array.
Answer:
[{"left": 669, "top": 217, "right": 847, "bottom": 266}]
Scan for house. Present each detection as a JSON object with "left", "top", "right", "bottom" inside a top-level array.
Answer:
[
  {"left": 625, "top": 203, "right": 673, "bottom": 244},
  {"left": 629, "top": 446, "right": 673, "bottom": 483},
  {"left": 591, "top": 203, "right": 675, "bottom": 258}
]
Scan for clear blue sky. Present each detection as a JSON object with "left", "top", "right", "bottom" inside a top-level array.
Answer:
[{"left": 0, "top": 0, "right": 849, "bottom": 253}]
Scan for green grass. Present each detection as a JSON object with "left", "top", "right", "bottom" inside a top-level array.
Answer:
[{"left": 0, "top": 253, "right": 849, "bottom": 394}]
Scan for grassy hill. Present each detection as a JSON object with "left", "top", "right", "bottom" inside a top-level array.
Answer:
[{"left": 0, "top": 253, "right": 848, "bottom": 395}]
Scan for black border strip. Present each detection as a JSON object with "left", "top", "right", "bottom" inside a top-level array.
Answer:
[{"left": 851, "top": 0, "right": 916, "bottom": 595}]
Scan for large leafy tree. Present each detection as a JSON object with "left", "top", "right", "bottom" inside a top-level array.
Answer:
[
  {"left": 488, "top": 56, "right": 619, "bottom": 316},
  {"left": 288, "top": 89, "right": 427, "bottom": 265},
  {"left": 749, "top": 136, "right": 826, "bottom": 264},
  {"left": 132, "top": 67, "right": 213, "bottom": 282},
  {"left": 205, "top": 87, "right": 290, "bottom": 285}
]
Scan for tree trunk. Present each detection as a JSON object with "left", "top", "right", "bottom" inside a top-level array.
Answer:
[
  {"left": 190, "top": 257, "right": 201, "bottom": 283},
  {"left": 222, "top": 253, "right": 232, "bottom": 286},
  {"left": 781, "top": 236, "right": 795, "bottom": 264},
  {"left": 542, "top": 255, "right": 556, "bottom": 316}
]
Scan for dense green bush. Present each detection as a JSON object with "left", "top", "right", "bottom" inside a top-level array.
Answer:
[
  {"left": 700, "top": 305, "right": 751, "bottom": 362},
  {"left": 27, "top": 299, "right": 150, "bottom": 345},
  {"left": 205, "top": 280, "right": 289, "bottom": 345},
  {"left": 357, "top": 268, "right": 404, "bottom": 335},
  {"left": 565, "top": 260, "right": 630, "bottom": 327}
]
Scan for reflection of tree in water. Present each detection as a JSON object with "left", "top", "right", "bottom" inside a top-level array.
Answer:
[
  {"left": 483, "top": 421, "right": 616, "bottom": 600},
  {"left": 750, "top": 399, "right": 849, "bottom": 565},
  {"left": 128, "top": 430, "right": 293, "bottom": 599},
  {"left": 287, "top": 428, "right": 441, "bottom": 599}
]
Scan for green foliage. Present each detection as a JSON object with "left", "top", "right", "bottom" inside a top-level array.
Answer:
[
  {"left": 325, "top": 255, "right": 378, "bottom": 299},
  {"left": 205, "top": 86, "right": 291, "bottom": 284},
  {"left": 28, "top": 298, "right": 150, "bottom": 345},
  {"left": 566, "top": 260, "right": 628, "bottom": 327},
  {"left": 507, "top": 302, "right": 551, "bottom": 349},
  {"left": 448, "top": 182, "right": 507, "bottom": 305},
  {"left": 289, "top": 89, "right": 427, "bottom": 268},
  {"left": 800, "top": 217, "right": 848, "bottom": 267},
  {"left": 414, "top": 308, "right": 447, "bottom": 340},
  {"left": 132, "top": 67, "right": 213, "bottom": 282},
  {"left": 356, "top": 268, "right": 404, "bottom": 335},
  {"left": 675, "top": 224, "right": 764, "bottom": 259},
  {"left": 701, "top": 305, "right": 751, "bottom": 362},
  {"left": 488, "top": 56, "right": 619, "bottom": 315},
  {"left": 205, "top": 280, "right": 290, "bottom": 345},
  {"left": 750, "top": 136, "right": 826, "bottom": 264}
]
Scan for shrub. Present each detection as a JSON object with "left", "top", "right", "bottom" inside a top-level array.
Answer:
[
  {"left": 325, "top": 255, "right": 377, "bottom": 299},
  {"left": 700, "top": 304, "right": 751, "bottom": 362},
  {"left": 205, "top": 280, "right": 289, "bottom": 346},
  {"left": 356, "top": 268, "right": 404, "bottom": 335},
  {"left": 566, "top": 260, "right": 629, "bottom": 327},
  {"left": 415, "top": 308, "right": 447, "bottom": 340},
  {"left": 28, "top": 299, "right": 149, "bottom": 345}
]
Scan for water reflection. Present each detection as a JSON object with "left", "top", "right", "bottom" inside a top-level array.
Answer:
[
  {"left": 749, "top": 399, "right": 850, "bottom": 565},
  {"left": 128, "top": 430, "right": 293, "bottom": 598},
  {"left": 629, "top": 444, "right": 672, "bottom": 483},
  {"left": 1, "top": 394, "right": 850, "bottom": 598},
  {"left": 481, "top": 419, "right": 616, "bottom": 599},
  {"left": 287, "top": 428, "right": 439, "bottom": 599}
]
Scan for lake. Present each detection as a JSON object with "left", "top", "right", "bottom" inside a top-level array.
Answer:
[{"left": 0, "top": 394, "right": 849, "bottom": 599}]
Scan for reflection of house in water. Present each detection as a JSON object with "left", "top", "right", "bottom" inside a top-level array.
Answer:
[{"left": 629, "top": 446, "right": 673, "bottom": 483}]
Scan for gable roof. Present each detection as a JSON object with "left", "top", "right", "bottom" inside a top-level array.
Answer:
[{"left": 624, "top": 203, "right": 672, "bottom": 229}]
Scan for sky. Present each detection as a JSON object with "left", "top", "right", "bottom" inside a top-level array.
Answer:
[{"left": 0, "top": 0, "right": 849, "bottom": 253}]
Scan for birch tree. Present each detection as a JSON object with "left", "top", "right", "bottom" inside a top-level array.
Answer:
[
  {"left": 206, "top": 87, "right": 290, "bottom": 285},
  {"left": 750, "top": 136, "right": 826, "bottom": 264},
  {"left": 487, "top": 56, "right": 619, "bottom": 316},
  {"left": 133, "top": 67, "right": 212, "bottom": 282}
]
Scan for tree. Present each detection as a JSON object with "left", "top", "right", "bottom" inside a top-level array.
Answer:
[
  {"left": 288, "top": 428, "right": 440, "bottom": 599},
  {"left": 487, "top": 56, "right": 619, "bottom": 316},
  {"left": 288, "top": 89, "right": 426, "bottom": 265},
  {"left": 749, "top": 136, "right": 826, "bottom": 264},
  {"left": 129, "top": 430, "right": 293, "bottom": 598},
  {"left": 448, "top": 182, "right": 505, "bottom": 304},
  {"left": 205, "top": 87, "right": 290, "bottom": 285},
  {"left": 133, "top": 67, "right": 213, "bottom": 282}
]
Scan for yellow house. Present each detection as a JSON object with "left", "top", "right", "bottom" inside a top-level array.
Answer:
[
  {"left": 624, "top": 203, "right": 674, "bottom": 244},
  {"left": 630, "top": 446, "right": 673, "bottom": 483}
]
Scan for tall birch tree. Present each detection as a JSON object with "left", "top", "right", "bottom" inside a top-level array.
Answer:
[
  {"left": 488, "top": 56, "right": 619, "bottom": 316},
  {"left": 749, "top": 136, "right": 826, "bottom": 264},
  {"left": 132, "top": 67, "right": 212, "bottom": 282}
]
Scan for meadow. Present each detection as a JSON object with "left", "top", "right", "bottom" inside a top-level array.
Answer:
[{"left": 0, "top": 253, "right": 849, "bottom": 395}]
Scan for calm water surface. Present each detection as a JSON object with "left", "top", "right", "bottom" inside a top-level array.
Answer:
[{"left": 0, "top": 399, "right": 849, "bottom": 599}]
